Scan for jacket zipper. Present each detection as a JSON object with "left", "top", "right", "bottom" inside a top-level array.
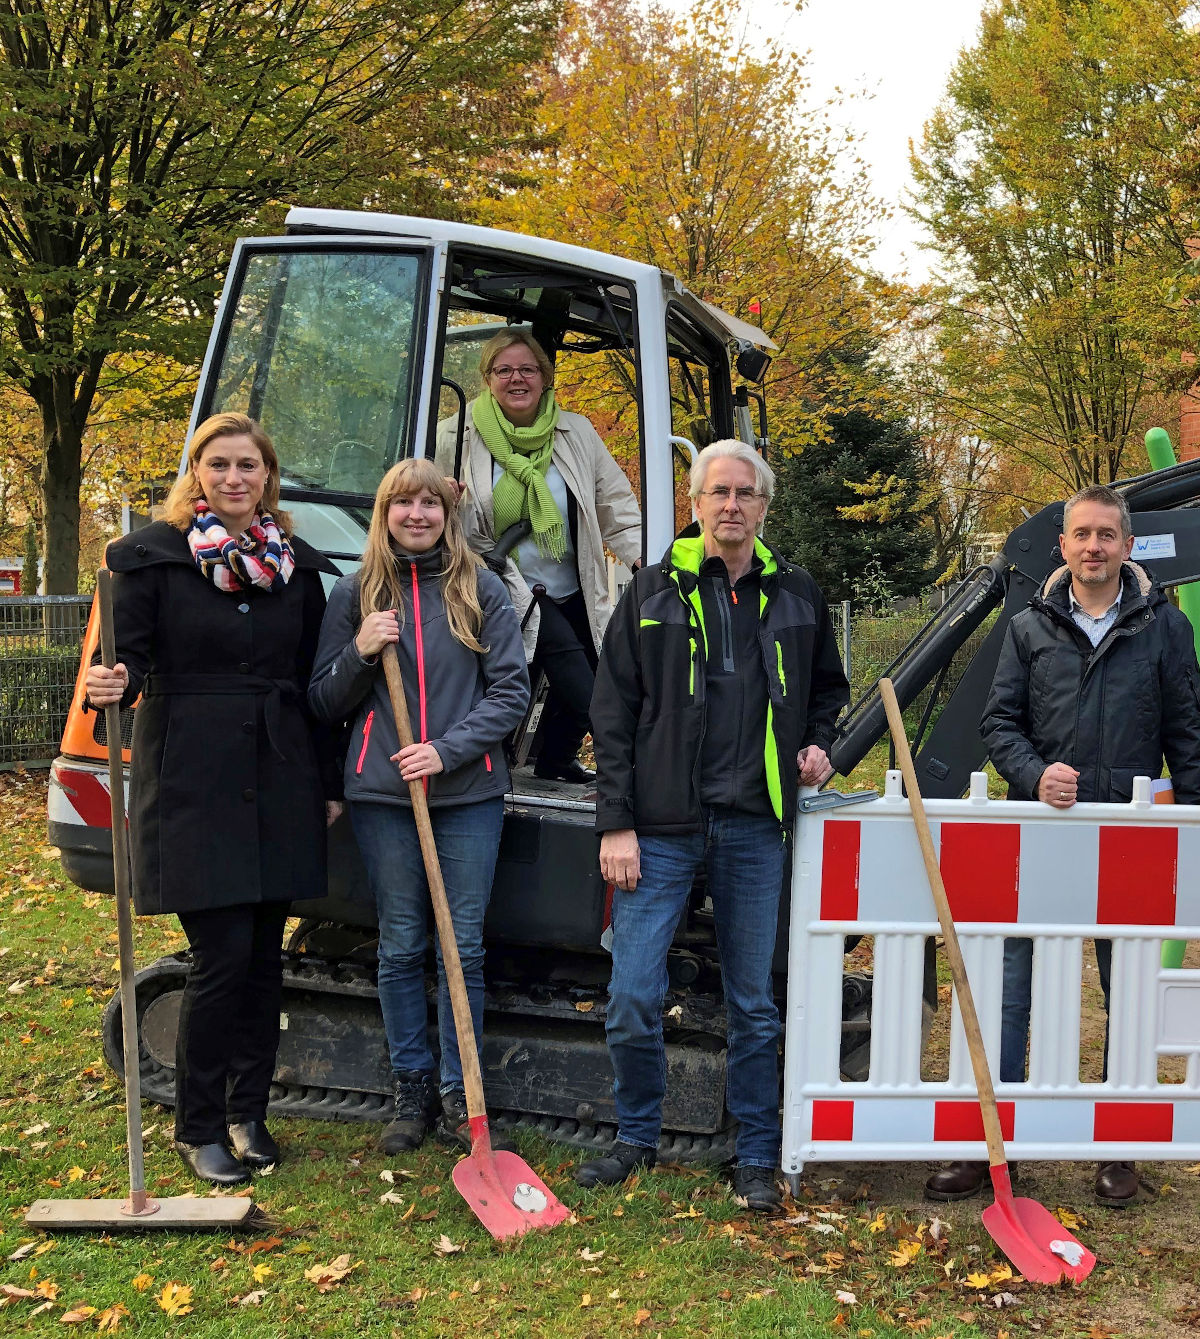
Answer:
[
  {"left": 410, "top": 563, "right": 430, "bottom": 796},
  {"left": 775, "top": 640, "right": 787, "bottom": 695},
  {"left": 356, "top": 710, "right": 375, "bottom": 774},
  {"left": 689, "top": 637, "right": 697, "bottom": 695}
]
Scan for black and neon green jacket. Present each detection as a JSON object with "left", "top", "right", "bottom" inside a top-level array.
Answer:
[{"left": 591, "top": 535, "right": 849, "bottom": 835}]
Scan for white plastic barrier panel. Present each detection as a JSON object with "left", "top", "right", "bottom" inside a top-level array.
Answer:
[{"left": 781, "top": 772, "right": 1200, "bottom": 1176}]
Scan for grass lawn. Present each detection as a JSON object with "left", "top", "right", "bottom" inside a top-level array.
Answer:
[{"left": 3, "top": 768, "right": 1200, "bottom": 1337}]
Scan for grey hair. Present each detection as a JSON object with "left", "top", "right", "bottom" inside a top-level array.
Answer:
[
  {"left": 1062, "top": 484, "right": 1131, "bottom": 540},
  {"left": 689, "top": 439, "right": 775, "bottom": 505}
]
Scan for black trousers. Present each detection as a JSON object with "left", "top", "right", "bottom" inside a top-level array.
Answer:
[
  {"left": 173, "top": 902, "right": 291, "bottom": 1143},
  {"left": 531, "top": 589, "right": 598, "bottom": 768}
]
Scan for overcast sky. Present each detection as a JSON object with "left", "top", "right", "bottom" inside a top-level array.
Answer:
[{"left": 747, "top": 0, "right": 987, "bottom": 281}]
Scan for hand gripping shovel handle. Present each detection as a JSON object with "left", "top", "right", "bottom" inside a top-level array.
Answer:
[
  {"left": 97, "top": 570, "right": 155, "bottom": 1216},
  {"left": 879, "top": 678, "right": 1095, "bottom": 1284},
  {"left": 380, "top": 646, "right": 491, "bottom": 1143}
]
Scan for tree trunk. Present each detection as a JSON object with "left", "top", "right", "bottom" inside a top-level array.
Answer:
[{"left": 39, "top": 398, "right": 83, "bottom": 595}]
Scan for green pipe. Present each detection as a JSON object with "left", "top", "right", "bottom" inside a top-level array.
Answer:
[{"left": 1145, "top": 428, "right": 1189, "bottom": 970}]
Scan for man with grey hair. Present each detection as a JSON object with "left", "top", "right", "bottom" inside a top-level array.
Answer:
[
  {"left": 926, "top": 482, "right": 1200, "bottom": 1208},
  {"left": 579, "top": 439, "right": 848, "bottom": 1209}
]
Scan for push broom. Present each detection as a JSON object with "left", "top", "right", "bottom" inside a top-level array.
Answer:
[{"left": 25, "top": 569, "right": 255, "bottom": 1231}]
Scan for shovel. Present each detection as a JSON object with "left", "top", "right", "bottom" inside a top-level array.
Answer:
[
  {"left": 26, "top": 569, "right": 254, "bottom": 1231},
  {"left": 879, "top": 678, "right": 1093, "bottom": 1284},
  {"left": 380, "top": 645, "right": 570, "bottom": 1239}
]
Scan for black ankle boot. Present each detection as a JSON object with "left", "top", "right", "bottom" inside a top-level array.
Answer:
[
  {"left": 575, "top": 1140, "right": 656, "bottom": 1187},
  {"left": 379, "top": 1070, "right": 438, "bottom": 1155},
  {"left": 227, "top": 1121, "right": 280, "bottom": 1170},
  {"left": 176, "top": 1140, "right": 251, "bottom": 1186}
]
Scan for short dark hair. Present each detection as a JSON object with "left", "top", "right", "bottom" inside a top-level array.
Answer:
[{"left": 1062, "top": 484, "right": 1131, "bottom": 540}]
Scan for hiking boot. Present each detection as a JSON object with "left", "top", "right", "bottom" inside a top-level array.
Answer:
[
  {"left": 731, "top": 1164, "right": 782, "bottom": 1213},
  {"left": 1094, "top": 1161, "right": 1139, "bottom": 1208},
  {"left": 924, "top": 1160, "right": 1018, "bottom": 1202},
  {"left": 435, "top": 1089, "right": 515, "bottom": 1153},
  {"left": 575, "top": 1140, "right": 657, "bottom": 1187},
  {"left": 379, "top": 1069, "right": 438, "bottom": 1155}
]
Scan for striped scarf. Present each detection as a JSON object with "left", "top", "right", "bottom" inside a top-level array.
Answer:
[{"left": 187, "top": 503, "right": 295, "bottom": 593}]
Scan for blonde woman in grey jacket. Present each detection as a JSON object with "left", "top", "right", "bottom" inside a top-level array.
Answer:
[
  {"left": 435, "top": 330, "right": 641, "bottom": 783},
  {"left": 309, "top": 458, "right": 529, "bottom": 1156}
]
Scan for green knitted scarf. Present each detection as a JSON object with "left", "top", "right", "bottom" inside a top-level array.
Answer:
[{"left": 472, "top": 390, "right": 565, "bottom": 560}]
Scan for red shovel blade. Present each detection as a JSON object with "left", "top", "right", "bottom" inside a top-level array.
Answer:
[
  {"left": 452, "top": 1150, "right": 571, "bottom": 1240},
  {"left": 981, "top": 1166, "right": 1096, "bottom": 1284}
]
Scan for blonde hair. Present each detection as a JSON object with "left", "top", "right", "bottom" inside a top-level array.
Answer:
[
  {"left": 161, "top": 413, "right": 292, "bottom": 535},
  {"left": 478, "top": 329, "right": 554, "bottom": 386},
  {"left": 359, "top": 458, "right": 486, "bottom": 653}
]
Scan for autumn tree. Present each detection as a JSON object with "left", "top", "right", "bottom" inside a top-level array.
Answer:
[
  {"left": 0, "top": 0, "right": 560, "bottom": 590},
  {"left": 485, "top": 0, "right": 892, "bottom": 451},
  {"left": 910, "top": 0, "right": 1200, "bottom": 499}
]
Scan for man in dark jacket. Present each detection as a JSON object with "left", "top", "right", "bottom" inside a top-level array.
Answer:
[
  {"left": 926, "top": 484, "right": 1200, "bottom": 1208},
  {"left": 577, "top": 440, "right": 849, "bottom": 1211}
]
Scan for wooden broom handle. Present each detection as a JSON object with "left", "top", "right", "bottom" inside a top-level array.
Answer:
[
  {"left": 380, "top": 645, "right": 489, "bottom": 1129},
  {"left": 879, "top": 678, "right": 1008, "bottom": 1170}
]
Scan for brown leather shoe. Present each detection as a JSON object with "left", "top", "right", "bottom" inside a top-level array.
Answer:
[
  {"left": 1095, "top": 1160, "right": 1138, "bottom": 1208},
  {"left": 924, "top": 1160, "right": 1018, "bottom": 1202}
]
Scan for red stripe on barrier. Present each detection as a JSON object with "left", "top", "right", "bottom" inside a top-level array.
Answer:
[
  {"left": 820, "top": 821, "right": 860, "bottom": 920},
  {"left": 933, "top": 1100, "right": 1015, "bottom": 1142},
  {"left": 810, "top": 1099, "right": 854, "bottom": 1141},
  {"left": 1093, "top": 1102, "right": 1174, "bottom": 1142},
  {"left": 1097, "top": 825, "right": 1177, "bottom": 925},
  {"left": 940, "top": 822, "right": 1020, "bottom": 922}
]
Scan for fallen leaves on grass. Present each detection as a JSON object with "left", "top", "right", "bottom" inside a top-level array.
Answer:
[
  {"left": 866, "top": 1212, "right": 887, "bottom": 1234},
  {"left": 234, "top": 1290, "right": 268, "bottom": 1307},
  {"left": 835, "top": 1289, "right": 859, "bottom": 1305},
  {"left": 157, "top": 1282, "right": 193, "bottom": 1317},
  {"left": 251, "top": 1263, "right": 272, "bottom": 1284},
  {"left": 1, "top": 1284, "right": 36, "bottom": 1304},
  {"left": 379, "top": 1190, "right": 405, "bottom": 1205},
  {"left": 1053, "top": 1207, "right": 1085, "bottom": 1230},
  {"left": 303, "top": 1255, "right": 358, "bottom": 1291},
  {"left": 432, "top": 1235, "right": 464, "bottom": 1257},
  {"left": 888, "top": 1240, "right": 923, "bottom": 1268},
  {"left": 95, "top": 1303, "right": 129, "bottom": 1331},
  {"left": 130, "top": 1274, "right": 153, "bottom": 1292},
  {"left": 60, "top": 1303, "right": 97, "bottom": 1323},
  {"left": 579, "top": 1247, "right": 604, "bottom": 1261},
  {"left": 633, "top": 1307, "right": 652, "bottom": 1326},
  {"left": 7, "top": 1242, "right": 37, "bottom": 1262}
]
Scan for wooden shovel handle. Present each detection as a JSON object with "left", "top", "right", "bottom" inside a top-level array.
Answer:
[
  {"left": 879, "top": 678, "right": 1008, "bottom": 1170},
  {"left": 97, "top": 569, "right": 150, "bottom": 1212},
  {"left": 381, "top": 645, "right": 488, "bottom": 1125}
]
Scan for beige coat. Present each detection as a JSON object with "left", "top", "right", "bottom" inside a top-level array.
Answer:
[{"left": 435, "top": 408, "right": 642, "bottom": 658}]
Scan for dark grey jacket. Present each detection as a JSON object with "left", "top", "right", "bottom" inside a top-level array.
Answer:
[
  {"left": 308, "top": 550, "right": 529, "bottom": 807},
  {"left": 981, "top": 561, "right": 1200, "bottom": 803}
]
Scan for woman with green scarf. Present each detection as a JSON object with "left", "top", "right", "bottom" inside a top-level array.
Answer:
[{"left": 438, "top": 330, "right": 642, "bottom": 784}]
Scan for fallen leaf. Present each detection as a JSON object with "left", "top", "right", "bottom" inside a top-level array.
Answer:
[
  {"left": 7, "top": 1243, "right": 37, "bottom": 1262},
  {"left": 379, "top": 1191, "right": 405, "bottom": 1205},
  {"left": 95, "top": 1303, "right": 129, "bottom": 1332},
  {"left": 1053, "top": 1206, "right": 1084, "bottom": 1230},
  {"left": 209, "top": 1258, "right": 228, "bottom": 1272},
  {"left": 809, "top": 1222, "right": 839, "bottom": 1235},
  {"left": 408, "top": 1287, "right": 427, "bottom": 1302},
  {"left": 964, "top": 1272, "right": 992, "bottom": 1290},
  {"left": 30, "top": 1301, "right": 55, "bottom": 1317},
  {"left": 433, "top": 1235, "right": 464, "bottom": 1257},
  {"left": 671, "top": 1205, "right": 702, "bottom": 1219},
  {"left": 574, "top": 1000, "right": 595, "bottom": 1013},
  {"left": 36, "top": 1280, "right": 60, "bottom": 1299},
  {"left": 866, "top": 1212, "right": 887, "bottom": 1234},
  {"left": 835, "top": 1289, "right": 859, "bottom": 1305},
  {"left": 988, "top": 1263, "right": 1014, "bottom": 1284},
  {"left": 580, "top": 1293, "right": 592, "bottom": 1308},
  {"left": 66, "top": 1166, "right": 85, "bottom": 1183},
  {"left": 157, "top": 1282, "right": 193, "bottom": 1317},
  {"left": 237, "top": 1290, "right": 268, "bottom": 1307},
  {"left": 130, "top": 1274, "right": 153, "bottom": 1292},
  {"left": 888, "top": 1241, "right": 923, "bottom": 1268},
  {"left": 380, "top": 1169, "right": 396, "bottom": 1184},
  {"left": 251, "top": 1263, "right": 272, "bottom": 1284},
  {"left": 991, "top": 1292, "right": 1019, "bottom": 1308},
  {"left": 303, "top": 1255, "right": 357, "bottom": 1292},
  {"left": 633, "top": 1308, "right": 652, "bottom": 1326},
  {"left": 60, "top": 1304, "right": 97, "bottom": 1323},
  {"left": 580, "top": 1247, "right": 605, "bottom": 1261},
  {"left": 1, "top": 1284, "right": 36, "bottom": 1301}
]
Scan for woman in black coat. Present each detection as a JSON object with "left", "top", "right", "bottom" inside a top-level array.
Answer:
[{"left": 85, "top": 412, "right": 340, "bottom": 1186}]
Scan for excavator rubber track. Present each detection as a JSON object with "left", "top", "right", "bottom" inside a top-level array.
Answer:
[{"left": 102, "top": 951, "right": 739, "bottom": 1165}]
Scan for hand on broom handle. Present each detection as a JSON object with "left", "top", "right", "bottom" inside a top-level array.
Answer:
[
  {"left": 879, "top": 678, "right": 1007, "bottom": 1172},
  {"left": 380, "top": 646, "right": 489, "bottom": 1137},
  {"left": 97, "top": 570, "right": 151, "bottom": 1214}
]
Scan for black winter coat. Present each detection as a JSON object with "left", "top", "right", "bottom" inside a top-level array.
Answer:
[
  {"left": 981, "top": 562, "right": 1200, "bottom": 804},
  {"left": 102, "top": 521, "right": 338, "bottom": 915},
  {"left": 591, "top": 535, "right": 849, "bottom": 834}
]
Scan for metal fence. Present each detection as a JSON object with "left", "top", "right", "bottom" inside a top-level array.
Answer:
[{"left": 0, "top": 596, "right": 91, "bottom": 767}]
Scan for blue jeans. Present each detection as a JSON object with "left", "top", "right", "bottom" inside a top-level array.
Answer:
[
  {"left": 605, "top": 809, "right": 786, "bottom": 1167},
  {"left": 351, "top": 798, "right": 504, "bottom": 1091},
  {"left": 1000, "top": 937, "right": 1112, "bottom": 1083}
]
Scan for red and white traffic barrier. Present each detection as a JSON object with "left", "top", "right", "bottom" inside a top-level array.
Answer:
[{"left": 782, "top": 773, "right": 1200, "bottom": 1175}]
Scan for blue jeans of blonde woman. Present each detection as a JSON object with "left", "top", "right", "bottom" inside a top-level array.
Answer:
[{"left": 351, "top": 797, "right": 504, "bottom": 1092}]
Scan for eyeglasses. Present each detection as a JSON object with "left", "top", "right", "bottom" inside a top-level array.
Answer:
[
  {"left": 700, "top": 486, "right": 762, "bottom": 505},
  {"left": 488, "top": 364, "right": 541, "bottom": 380}
]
